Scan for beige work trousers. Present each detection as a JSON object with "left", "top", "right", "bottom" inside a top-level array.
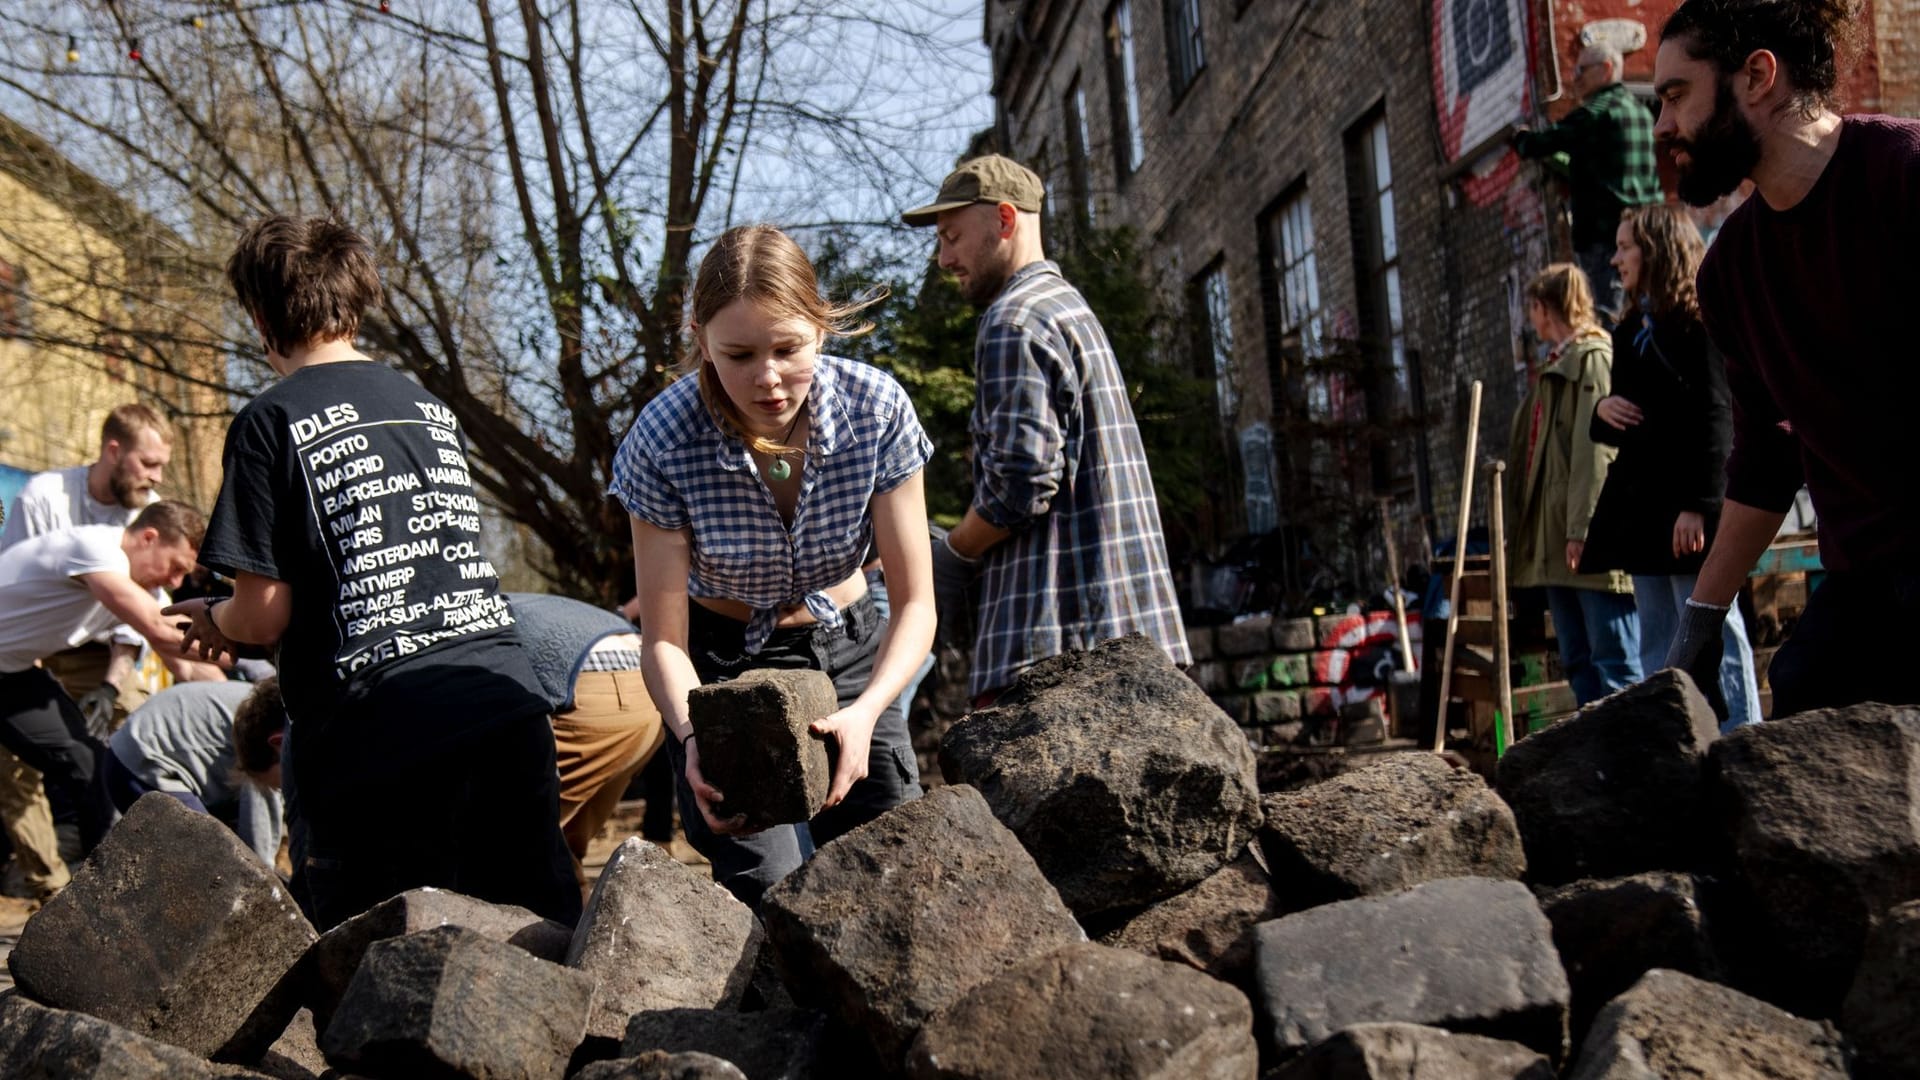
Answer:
[{"left": 553, "top": 668, "right": 664, "bottom": 880}]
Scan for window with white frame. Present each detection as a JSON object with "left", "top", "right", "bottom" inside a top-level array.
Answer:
[
  {"left": 1164, "top": 0, "right": 1206, "bottom": 99},
  {"left": 1105, "top": 0, "right": 1146, "bottom": 178},
  {"left": 1192, "top": 260, "right": 1237, "bottom": 420},
  {"left": 1354, "top": 114, "right": 1409, "bottom": 410},
  {"left": 1261, "top": 187, "right": 1329, "bottom": 416},
  {"left": 1065, "top": 75, "right": 1096, "bottom": 226}
]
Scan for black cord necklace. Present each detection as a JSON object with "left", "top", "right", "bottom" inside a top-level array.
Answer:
[{"left": 766, "top": 402, "right": 806, "bottom": 482}]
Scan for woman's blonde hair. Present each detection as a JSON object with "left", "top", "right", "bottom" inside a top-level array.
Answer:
[
  {"left": 684, "top": 224, "right": 883, "bottom": 456},
  {"left": 1525, "top": 262, "right": 1605, "bottom": 341},
  {"left": 1620, "top": 204, "right": 1706, "bottom": 322}
]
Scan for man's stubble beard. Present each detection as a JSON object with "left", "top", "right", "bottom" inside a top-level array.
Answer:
[
  {"left": 1669, "top": 78, "right": 1763, "bottom": 208},
  {"left": 962, "top": 244, "right": 1014, "bottom": 307},
  {"left": 109, "top": 467, "right": 148, "bottom": 509}
]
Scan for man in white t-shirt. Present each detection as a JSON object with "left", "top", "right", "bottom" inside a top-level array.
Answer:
[
  {"left": 0, "top": 403, "right": 172, "bottom": 552},
  {"left": 0, "top": 502, "right": 204, "bottom": 858},
  {"left": 0, "top": 403, "right": 179, "bottom": 898}
]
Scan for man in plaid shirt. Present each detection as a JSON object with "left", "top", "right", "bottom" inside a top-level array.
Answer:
[
  {"left": 1515, "top": 43, "right": 1663, "bottom": 317},
  {"left": 903, "top": 156, "right": 1190, "bottom": 703}
]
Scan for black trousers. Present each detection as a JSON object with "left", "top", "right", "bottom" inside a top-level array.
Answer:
[
  {"left": 291, "top": 707, "right": 581, "bottom": 932},
  {"left": 668, "top": 594, "right": 922, "bottom": 908},
  {"left": 1769, "top": 569, "right": 1920, "bottom": 718},
  {"left": 0, "top": 668, "right": 113, "bottom": 853}
]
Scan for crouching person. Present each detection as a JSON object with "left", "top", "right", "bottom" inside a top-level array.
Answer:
[
  {"left": 507, "top": 594, "right": 665, "bottom": 882},
  {"left": 165, "top": 214, "right": 579, "bottom": 930},
  {"left": 105, "top": 677, "right": 286, "bottom": 867}
]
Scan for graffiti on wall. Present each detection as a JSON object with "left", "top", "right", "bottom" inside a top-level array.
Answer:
[
  {"left": 1430, "top": 0, "right": 1531, "bottom": 206},
  {"left": 1311, "top": 610, "right": 1422, "bottom": 709}
]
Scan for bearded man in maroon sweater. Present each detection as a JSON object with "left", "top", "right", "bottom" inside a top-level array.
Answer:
[{"left": 1653, "top": 0, "right": 1919, "bottom": 717}]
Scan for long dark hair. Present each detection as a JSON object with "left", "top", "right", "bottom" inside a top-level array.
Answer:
[{"left": 1661, "top": 0, "right": 1864, "bottom": 117}]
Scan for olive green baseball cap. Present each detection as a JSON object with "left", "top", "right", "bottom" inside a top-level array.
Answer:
[{"left": 901, "top": 155, "right": 1045, "bottom": 226}]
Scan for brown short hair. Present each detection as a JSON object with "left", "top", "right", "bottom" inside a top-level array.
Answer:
[
  {"left": 1526, "top": 263, "right": 1605, "bottom": 340},
  {"left": 231, "top": 676, "right": 286, "bottom": 780},
  {"left": 226, "top": 215, "right": 383, "bottom": 356},
  {"left": 101, "top": 403, "right": 172, "bottom": 450},
  {"left": 684, "top": 225, "right": 882, "bottom": 456},
  {"left": 129, "top": 500, "right": 206, "bottom": 549}
]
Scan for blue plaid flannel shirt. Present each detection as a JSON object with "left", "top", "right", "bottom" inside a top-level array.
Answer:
[
  {"left": 967, "top": 261, "right": 1191, "bottom": 695},
  {"left": 610, "top": 353, "right": 931, "bottom": 656}
]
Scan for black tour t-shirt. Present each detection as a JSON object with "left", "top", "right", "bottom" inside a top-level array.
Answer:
[{"left": 199, "top": 360, "right": 546, "bottom": 745}]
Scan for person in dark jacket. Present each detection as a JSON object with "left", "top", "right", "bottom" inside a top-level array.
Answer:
[{"left": 1579, "top": 204, "right": 1759, "bottom": 728}]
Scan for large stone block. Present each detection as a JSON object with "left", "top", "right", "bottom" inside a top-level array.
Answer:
[
  {"left": 689, "top": 669, "right": 835, "bottom": 828},
  {"left": 1251, "top": 690, "right": 1303, "bottom": 724},
  {"left": 1188, "top": 661, "right": 1230, "bottom": 696},
  {"left": 1707, "top": 703, "right": 1920, "bottom": 1015},
  {"left": 7, "top": 793, "right": 315, "bottom": 1060},
  {"left": 939, "top": 635, "right": 1262, "bottom": 916},
  {"left": 1842, "top": 899, "right": 1920, "bottom": 1079},
  {"left": 903, "top": 942, "right": 1257, "bottom": 1080},
  {"left": 1268, "top": 654, "right": 1311, "bottom": 688},
  {"left": 256, "top": 1008, "right": 326, "bottom": 1080},
  {"left": 1216, "top": 616, "right": 1274, "bottom": 658},
  {"left": 1185, "top": 625, "right": 1216, "bottom": 663},
  {"left": 623, "top": 1007, "right": 824, "bottom": 1080},
  {"left": 760, "top": 784, "right": 1084, "bottom": 1067},
  {"left": 578, "top": 1051, "right": 749, "bottom": 1079},
  {"left": 1259, "top": 753, "right": 1524, "bottom": 911},
  {"left": 320, "top": 925, "right": 593, "bottom": 1080},
  {"left": 568, "top": 838, "right": 763, "bottom": 1041},
  {"left": 1568, "top": 969, "right": 1847, "bottom": 1079},
  {"left": 1269, "top": 1023, "right": 1554, "bottom": 1079},
  {"left": 302, "top": 886, "right": 571, "bottom": 1031},
  {"left": 1098, "top": 849, "right": 1277, "bottom": 988},
  {"left": 0, "top": 992, "right": 272, "bottom": 1079},
  {"left": 1272, "top": 618, "right": 1317, "bottom": 653},
  {"left": 1231, "top": 657, "right": 1278, "bottom": 692},
  {"left": 1495, "top": 671, "right": 1720, "bottom": 885},
  {"left": 1252, "top": 877, "right": 1570, "bottom": 1062},
  {"left": 1539, "top": 873, "right": 1719, "bottom": 1042}
]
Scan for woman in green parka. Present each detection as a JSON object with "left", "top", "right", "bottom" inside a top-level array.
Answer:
[{"left": 1505, "top": 263, "right": 1641, "bottom": 705}]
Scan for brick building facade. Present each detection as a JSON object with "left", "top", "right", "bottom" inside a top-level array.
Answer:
[{"left": 983, "top": 0, "right": 1912, "bottom": 603}]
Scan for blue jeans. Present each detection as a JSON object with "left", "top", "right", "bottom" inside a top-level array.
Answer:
[
  {"left": 865, "top": 566, "right": 934, "bottom": 724},
  {"left": 673, "top": 594, "right": 922, "bottom": 908},
  {"left": 1544, "top": 586, "right": 1643, "bottom": 705},
  {"left": 1633, "top": 574, "right": 1762, "bottom": 731}
]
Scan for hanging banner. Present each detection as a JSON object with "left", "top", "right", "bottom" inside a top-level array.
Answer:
[{"left": 1430, "top": 0, "right": 1531, "bottom": 206}]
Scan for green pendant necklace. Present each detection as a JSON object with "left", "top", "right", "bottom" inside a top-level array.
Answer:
[{"left": 766, "top": 404, "right": 805, "bottom": 482}]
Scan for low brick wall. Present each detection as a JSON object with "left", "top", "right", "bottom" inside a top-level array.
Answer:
[{"left": 1185, "top": 611, "right": 1420, "bottom": 749}]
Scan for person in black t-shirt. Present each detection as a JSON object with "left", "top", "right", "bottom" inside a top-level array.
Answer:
[
  {"left": 1650, "top": 0, "right": 1920, "bottom": 717},
  {"left": 164, "top": 215, "right": 578, "bottom": 930}
]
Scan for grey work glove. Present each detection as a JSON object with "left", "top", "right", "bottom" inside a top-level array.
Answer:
[
  {"left": 929, "top": 525, "right": 981, "bottom": 650},
  {"left": 75, "top": 683, "right": 119, "bottom": 742},
  {"left": 1664, "top": 598, "right": 1730, "bottom": 724}
]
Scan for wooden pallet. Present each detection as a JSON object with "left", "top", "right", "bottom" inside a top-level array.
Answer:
[{"left": 1431, "top": 556, "right": 1576, "bottom": 771}]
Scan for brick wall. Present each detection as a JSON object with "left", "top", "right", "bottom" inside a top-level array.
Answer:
[
  {"left": 987, "top": 0, "right": 1911, "bottom": 593},
  {"left": 991, "top": 0, "right": 1546, "bottom": 584}
]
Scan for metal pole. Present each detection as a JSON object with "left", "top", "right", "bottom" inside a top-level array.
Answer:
[{"left": 1432, "top": 380, "right": 1483, "bottom": 754}]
